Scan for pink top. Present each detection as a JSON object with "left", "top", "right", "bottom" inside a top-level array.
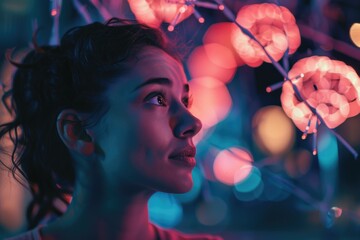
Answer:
[{"left": 6, "top": 224, "right": 223, "bottom": 240}]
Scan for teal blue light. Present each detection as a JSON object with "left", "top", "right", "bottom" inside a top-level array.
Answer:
[
  {"left": 148, "top": 192, "right": 183, "bottom": 228},
  {"left": 174, "top": 167, "right": 203, "bottom": 203},
  {"left": 318, "top": 131, "right": 338, "bottom": 171},
  {"left": 233, "top": 181, "right": 264, "bottom": 201},
  {"left": 234, "top": 167, "right": 262, "bottom": 193}
]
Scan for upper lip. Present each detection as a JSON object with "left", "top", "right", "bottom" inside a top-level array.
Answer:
[{"left": 169, "top": 146, "right": 196, "bottom": 158}]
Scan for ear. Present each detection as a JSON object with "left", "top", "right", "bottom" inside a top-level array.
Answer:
[{"left": 56, "top": 110, "right": 95, "bottom": 157}]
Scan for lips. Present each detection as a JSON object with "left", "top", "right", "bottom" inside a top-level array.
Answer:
[{"left": 169, "top": 146, "right": 196, "bottom": 168}]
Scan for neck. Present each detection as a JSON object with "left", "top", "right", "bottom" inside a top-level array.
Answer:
[{"left": 41, "top": 180, "right": 156, "bottom": 240}]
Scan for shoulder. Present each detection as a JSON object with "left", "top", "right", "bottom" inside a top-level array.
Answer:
[
  {"left": 152, "top": 224, "right": 223, "bottom": 240},
  {"left": 5, "top": 227, "right": 41, "bottom": 240}
]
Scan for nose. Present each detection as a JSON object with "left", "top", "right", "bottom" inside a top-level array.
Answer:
[{"left": 170, "top": 108, "right": 202, "bottom": 138}]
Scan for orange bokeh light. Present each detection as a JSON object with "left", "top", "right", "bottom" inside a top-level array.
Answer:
[
  {"left": 231, "top": 3, "right": 300, "bottom": 67},
  {"left": 189, "top": 77, "right": 232, "bottom": 129},
  {"left": 213, "top": 148, "right": 253, "bottom": 186},
  {"left": 350, "top": 23, "right": 360, "bottom": 48},
  {"left": 281, "top": 56, "right": 360, "bottom": 132},
  {"left": 187, "top": 44, "right": 237, "bottom": 84},
  {"left": 252, "top": 106, "right": 295, "bottom": 155},
  {"left": 128, "top": 0, "right": 193, "bottom": 28}
]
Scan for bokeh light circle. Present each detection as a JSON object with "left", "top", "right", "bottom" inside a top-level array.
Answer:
[
  {"left": 234, "top": 166, "right": 262, "bottom": 193},
  {"left": 189, "top": 77, "right": 232, "bottom": 129},
  {"left": 252, "top": 106, "right": 295, "bottom": 155},
  {"left": 203, "top": 22, "right": 245, "bottom": 66},
  {"left": 233, "top": 181, "right": 264, "bottom": 202},
  {"left": 284, "top": 149, "right": 312, "bottom": 178},
  {"left": 196, "top": 197, "right": 228, "bottom": 226},
  {"left": 350, "top": 23, "right": 360, "bottom": 48},
  {"left": 187, "top": 44, "right": 237, "bottom": 84},
  {"left": 213, "top": 147, "right": 253, "bottom": 185},
  {"left": 148, "top": 192, "right": 183, "bottom": 228}
]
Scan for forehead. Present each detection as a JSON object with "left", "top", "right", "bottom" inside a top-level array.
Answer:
[
  {"left": 105, "top": 46, "right": 188, "bottom": 103},
  {"left": 133, "top": 46, "right": 187, "bottom": 85}
]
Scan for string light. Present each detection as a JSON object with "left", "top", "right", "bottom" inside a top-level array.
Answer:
[
  {"left": 166, "top": 0, "right": 359, "bottom": 158},
  {"left": 166, "top": 0, "right": 224, "bottom": 31}
]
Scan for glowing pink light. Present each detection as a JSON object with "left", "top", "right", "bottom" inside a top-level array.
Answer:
[
  {"left": 213, "top": 148, "right": 253, "bottom": 185},
  {"left": 51, "top": 9, "right": 57, "bottom": 16},
  {"left": 189, "top": 76, "right": 232, "bottom": 129},
  {"left": 281, "top": 56, "right": 360, "bottom": 133},
  {"left": 203, "top": 22, "right": 244, "bottom": 67},
  {"left": 231, "top": 3, "right": 301, "bottom": 67},
  {"left": 127, "top": 0, "right": 193, "bottom": 28},
  {"left": 187, "top": 44, "right": 237, "bottom": 84}
]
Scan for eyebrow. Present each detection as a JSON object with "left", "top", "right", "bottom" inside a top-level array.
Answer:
[{"left": 132, "top": 77, "right": 190, "bottom": 93}]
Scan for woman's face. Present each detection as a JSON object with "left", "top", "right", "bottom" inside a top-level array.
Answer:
[{"left": 94, "top": 46, "right": 202, "bottom": 194}]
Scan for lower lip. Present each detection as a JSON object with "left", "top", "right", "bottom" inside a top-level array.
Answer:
[{"left": 169, "top": 156, "right": 196, "bottom": 168}]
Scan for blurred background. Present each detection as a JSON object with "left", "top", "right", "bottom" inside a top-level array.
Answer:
[{"left": 1, "top": 0, "right": 360, "bottom": 239}]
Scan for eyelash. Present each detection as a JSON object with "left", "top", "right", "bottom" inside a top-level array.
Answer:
[{"left": 145, "top": 91, "right": 193, "bottom": 108}]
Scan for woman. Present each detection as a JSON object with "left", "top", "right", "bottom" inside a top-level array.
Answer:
[{"left": 1, "top": 18, "right": 222, "bottom": 239}]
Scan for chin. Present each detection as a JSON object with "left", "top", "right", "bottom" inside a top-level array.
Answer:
[
  {"left": 170, "top": 178, "right": 194, "bottom": 194},
  {"left": 156, "top": 177, "right": 194, "bottom": 194}
]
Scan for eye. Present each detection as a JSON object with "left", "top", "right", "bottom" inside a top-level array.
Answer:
[{"left": 146, "top": 92, "right": 167, "bottom": 106}]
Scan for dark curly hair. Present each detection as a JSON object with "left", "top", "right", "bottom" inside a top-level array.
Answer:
[{"left": 0, "top": 18, "right": 179, "bottom": 229}]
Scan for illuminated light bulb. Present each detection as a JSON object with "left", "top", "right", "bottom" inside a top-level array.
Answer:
[
  {"left": 179, "top": 5, "right": 187, "bottom": 13},
  {"left": 50, "top": 0, "right": 62, "bottom": 17},
  {"left": 291, "top": 73, "right": 305, "bottom": 82},
  {"left": 167, "top": 10, "right": 182, "bottom": 31},
  {"left": 313, "top": 131, "right": 317, "bottom": 155},
  {"left": 266, "top": 81, "right": 284, "bottom": 93},
  {"left": 51, "top": 9, "right": 57, "bottom": 16},
  {"left": 218, "top": 4, "right": 224, "bottom": 10},
  {"left": 193, "top": 8, "right": 204, "bottom": 23},
  {"left": 326, "top": 206, "right": 343, "bottom": 228},
  {"left": 167, "top": 25, "right": 175, "bottom": 32},
  {"left": 301, "top": 133, "right": 307, "bottom": 140},
  {"left": 330, "top": 207, "right": 343, "bottom": 218}
]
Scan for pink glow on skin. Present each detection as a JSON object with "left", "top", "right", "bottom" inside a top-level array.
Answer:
[
  {"left": 187, "top": 44, "right": 237, "bottom": 84},
  {"left": 281, "top": 56, "right": 360, "bottom": 132},
  {"left": 231, "top": 3, "right": 300, "bottom": 67},
  {"left": 128, "top": 0, "right": 193, "bottom": 28},
  {"left": 213, "top": 148, "right": 253, "bottom": 185}
]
